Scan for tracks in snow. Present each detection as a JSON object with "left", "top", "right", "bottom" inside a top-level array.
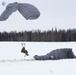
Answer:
[{"left": 0, "top": 58, "right": 35, "bottom": 63}]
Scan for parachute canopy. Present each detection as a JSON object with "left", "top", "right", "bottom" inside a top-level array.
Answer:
[
  {"left": 34, "top": 48, "right": 76, "bottom": 60},
  {"left": 0, "top": 2, "right": 40, "bottom": 21}
]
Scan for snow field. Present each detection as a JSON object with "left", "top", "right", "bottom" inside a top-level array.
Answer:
[{"left": 0, "top": 42, "right": 76, "bottom": 75}]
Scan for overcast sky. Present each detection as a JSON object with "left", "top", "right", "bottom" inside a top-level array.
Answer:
[{"left": 0, "top": 0, "right": 76, "bottom": 32}]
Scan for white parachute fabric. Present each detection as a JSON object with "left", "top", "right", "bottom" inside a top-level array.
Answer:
[{"left": 0, "top": 2, "right": 40, "bottom": 21}]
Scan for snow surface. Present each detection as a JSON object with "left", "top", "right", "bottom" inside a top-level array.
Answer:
[{"left": 0, "top": 42, "right": 76, "bottom": 75}]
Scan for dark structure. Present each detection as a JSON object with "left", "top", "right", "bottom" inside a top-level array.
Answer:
[{"left": 34, "top": 48, "right": 76, "bottom": 60}]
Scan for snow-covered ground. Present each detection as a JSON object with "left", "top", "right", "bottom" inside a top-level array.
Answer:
[{"left": 0, "top": 42, "right": 76, "bottom": 75}]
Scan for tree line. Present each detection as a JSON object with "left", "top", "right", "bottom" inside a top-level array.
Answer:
[{"left": 0, "top": 28, "right": 76, "bottom": 41}]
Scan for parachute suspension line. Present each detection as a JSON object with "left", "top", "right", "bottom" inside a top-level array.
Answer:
[{"left": 21, "top": 43, "right": 26, "bottom": 48}]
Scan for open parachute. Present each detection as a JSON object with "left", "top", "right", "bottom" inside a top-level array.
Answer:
[{"left": 0, "top": 2, "right": 40, "bottom": 21}]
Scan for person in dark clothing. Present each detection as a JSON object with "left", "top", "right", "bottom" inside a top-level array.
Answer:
[
  {"left": 21, "top": 47, "right": 29, "bottom": 56},
  {"left": 34, "top": 48, "right": 76, "bottom": 60}
]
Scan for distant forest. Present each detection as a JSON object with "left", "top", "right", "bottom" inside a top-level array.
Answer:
[{"left": 0, "top": 28, "right": 76, "bottom": 41}]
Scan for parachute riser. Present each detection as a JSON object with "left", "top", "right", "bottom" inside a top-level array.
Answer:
[{"left": 21, "top": 43, "right": 26, "bottom": 48}]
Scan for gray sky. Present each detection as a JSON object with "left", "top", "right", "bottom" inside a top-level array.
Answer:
[{"left": 0, "top": 0, "right": 76, "bottom": 32}]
